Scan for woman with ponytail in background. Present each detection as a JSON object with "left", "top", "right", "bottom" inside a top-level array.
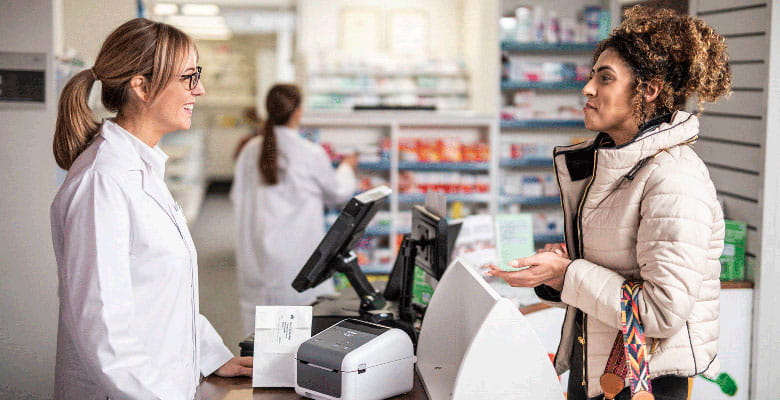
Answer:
[
  {"left": 231, "top": 84, "right": 357, "bottom": 335},
  {"left": 51, "top": 18, "right": 251, "bottom": 400}
]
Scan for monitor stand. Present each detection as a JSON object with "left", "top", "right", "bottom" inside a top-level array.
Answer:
[{"left": 331, "top": 251, "right": 386, "bottom": 314}]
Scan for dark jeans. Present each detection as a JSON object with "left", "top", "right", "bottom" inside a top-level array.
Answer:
[{"left": 567, "top": 311, "right": 690, "bottom": 400}]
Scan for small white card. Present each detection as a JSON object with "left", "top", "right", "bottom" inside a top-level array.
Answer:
[{"left": 252, "top": 306, "right": 312, "bottom": 387}]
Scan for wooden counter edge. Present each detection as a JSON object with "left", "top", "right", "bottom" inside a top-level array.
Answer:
[{"left": 721, "top": 280, "right": 754, "bottom": 289}]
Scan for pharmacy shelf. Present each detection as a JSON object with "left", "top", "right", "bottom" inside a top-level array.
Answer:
[
  {"left": 399, "top": 161, "right": 489, "bottom": 171},
  {"left": 501, "top": 80, "right": 586, "bottom": 90},
  {"left": 533, "top": 234, "right": 565, "bottom": 243},
  {"left": 366, "top": 225, "right": 392, "bottom": 236},
  {"left": 160, "top": 129, "right": 205, "bottom": 224},
  {"left": 331, "top": 161, "right": 390, "bottom": 170},
  {"left": 501, "top": 41, "right": 596, "bottom": 53},
  {"left": 499, "top": 158, "right": 554, "bottom": 168},
  {"left": 361, "top": 265, "right": 393, "bottom": 275},
  {"left": 499, "top": 195, "right": 561, "bottom": 206},
  {"left": 308, "top": 88, "right": 468, "bottom": 96},
  {"left": 398, "top": 193, "right": 491, "bottom": 204},
  {"left": 396, "top": 226, "right": 412, "bottom": 235},
  {"left": 357, "top": 161, "right": 390, "bottom": 171},
  {"left": 303, "top": 113, "right": 499, "bottom": 248},
  {"left": 336, "top": 161, "right": 491, "bottom": 171},
  {"left": 323, "top": 224, "right": 392, "bottom": 236},
  {"left": 309, "top": 70, "right": 468, "bottom": 78},
  {"left": 501, "top": 120, "right": 585, "bottom": 129}
]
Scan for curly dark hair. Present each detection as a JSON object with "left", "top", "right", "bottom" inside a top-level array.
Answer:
[{"left": 593, "top": 5, "right": 732, "bottom": 125}]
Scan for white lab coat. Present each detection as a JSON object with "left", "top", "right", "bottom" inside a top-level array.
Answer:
[
  {"left": 50, "top": 120, "right": 233, "bottom": 400},
  {"left": 230, "top": 126, "right": 356, "bottom": 334}
]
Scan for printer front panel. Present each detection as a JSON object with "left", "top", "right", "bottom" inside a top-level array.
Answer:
[
  {"left": 297, "top": 361, "right": 342, "bottom": 398},
  {"left": 354, "top": 358, "right": 415, "bottom": 400}
]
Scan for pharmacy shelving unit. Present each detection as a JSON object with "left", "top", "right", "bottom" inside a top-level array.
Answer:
[
  {"left": 308, "top": 110, "right": 592, "bottom": 273},
  {"left": 159, "top": 128, "right": 207, "bottom": 224},
  {"left": 499, "top": 40, "right": 597, "bottom": 244},
  {"left": 303, "top": 68, "right": 470, "bottom": 112},
  {"left": 305, "top": 112, "right": 497, "bottom": 275}
]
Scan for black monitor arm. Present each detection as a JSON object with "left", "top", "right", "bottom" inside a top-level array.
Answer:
[{"left": 333, "top": 251, "right": 386, "bottom": 314}]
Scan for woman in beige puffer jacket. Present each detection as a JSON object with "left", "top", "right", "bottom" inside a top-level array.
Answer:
[{"left": 487, "top": 6, "right": 731, "bottom": 400}]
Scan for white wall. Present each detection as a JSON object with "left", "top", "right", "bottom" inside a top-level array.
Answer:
[
  {"left": 61, "top": 0, "right": 136, "bottom": 63},
  {"left": 1, "top": 1, "right": 137, "bottom": 397},
  {"left": 297, "top": 0, "right": 464, "bottom": 61},
  {"left": 296, "top": 0, "right": 501, "bottom": 113},
  {"left": 686, "top": 0, "right": 780, "bottom": 397},
  {"left": 754, "top": 2, "right": 780, "bottom": 398},
  {"left": 0, "top": 1, "right": 58, "bottom": 398},
  {"left": 463, "top": 0, "right": 499, "bottom": 114}
]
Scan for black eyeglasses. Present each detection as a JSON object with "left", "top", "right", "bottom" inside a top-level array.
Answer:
[{"left": 180, "top": 66, "right": 202, "bottom": 90}]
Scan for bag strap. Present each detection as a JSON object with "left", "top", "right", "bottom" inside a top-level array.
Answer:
[{"left": 600, "top": 280, "right": 654, "bottom": 400}]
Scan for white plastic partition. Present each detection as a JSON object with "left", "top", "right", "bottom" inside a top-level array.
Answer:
[{"left": 416, "top": 259, "right": 564, "bottom": 400}]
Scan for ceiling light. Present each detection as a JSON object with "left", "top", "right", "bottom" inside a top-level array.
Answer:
[
  {"left": 182, "top": 26, "right": 232, "bottom": 40},
  {"left": 166, "top": 15, "right": 227, "bottom": 29},
  {"left": 153, "top": 3, "right": 178, "bottom": 16},
  {"left": 181, "top": 4, "right": 220, "bottom": 16},
  {"left": 164, "top": 15, "right": 232, "bottom": 40}
]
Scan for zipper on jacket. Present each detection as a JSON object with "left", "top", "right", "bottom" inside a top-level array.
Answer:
[
  {"left": 550, "top": 153, "right": 570, "bottom": 372},
  {"left": 580, "top": 317, "right": 588, "bottom": 386},
  {"left": 650, "top": 337, "right": 660, "bottom": 354},
  {"left": 574, "top": 148, "right": 599, "bottom": 390}
]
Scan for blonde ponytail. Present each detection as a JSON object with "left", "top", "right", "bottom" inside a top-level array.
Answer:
[
  {"left": 53, "top": 69, "right": 100, "bottom": 170},
  {"left": 52, "top": 18, "right": 195, "bottom": 170}
]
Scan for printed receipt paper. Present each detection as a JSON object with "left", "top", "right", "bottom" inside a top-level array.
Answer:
[{"left": 252, "top": 306, "right": 313, "bottom": 387}]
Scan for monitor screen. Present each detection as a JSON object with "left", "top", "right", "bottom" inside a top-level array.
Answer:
[
  {"left": 410, "top": 205, "right": 462, "bottom": 281},
  {"left": 292, "top": 185, "right": 391, "bottom": 293},
  {"left": 384, "top": 205, "right": 461, "bottom": 311}
]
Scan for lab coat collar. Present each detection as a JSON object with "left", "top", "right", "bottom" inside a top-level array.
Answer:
[
  {"left": 100, "top": 119, "right": 180, "bottom": 225},
  {"left": 101, "top": 119, "right": 169, "bottom": 181},
  {"left": 274, "top": 125, "right": 298, "bottom": 140}
]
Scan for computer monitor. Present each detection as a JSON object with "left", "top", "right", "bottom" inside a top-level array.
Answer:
[
  {"left": 411, "top": 205, "right": 458, "bottom": 280},
  {"left": 292, "top": 185, "right": 392, "bottom": 313},
  {"left": 384, "top": 204, "right": 461, "bottom": 324}
]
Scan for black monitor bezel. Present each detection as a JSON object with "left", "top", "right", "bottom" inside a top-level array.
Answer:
[{"left": 291, "top": 186, "right": 390, "bottom": 292}]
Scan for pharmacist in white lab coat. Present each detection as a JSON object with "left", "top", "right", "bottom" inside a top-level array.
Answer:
[
  {"left": 50, "top": 19, "right": 251, "bottom": 400},
  {"left": 231, "top": 84, "right": 357, "bottom": 334}
]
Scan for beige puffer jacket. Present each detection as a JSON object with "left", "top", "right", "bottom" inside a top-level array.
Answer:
[{"left": 547, "top": 111, "right": 724, "bottom": 398}]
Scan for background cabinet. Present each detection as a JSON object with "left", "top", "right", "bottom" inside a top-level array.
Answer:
[
  {"left": 303, "top": 113, "right": 497, "bottom": 274},
  {"left": 498, "top": 0, "right": 609, "bottom": 244},
  {"left": 159, "top": 129, "right": 206, "bottom": 224}
]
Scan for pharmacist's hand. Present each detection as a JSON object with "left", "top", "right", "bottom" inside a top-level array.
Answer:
[
  {"left": 537, "top": 242, "right": 568, "bottom": 259},
  {"left": 484, "top": 252, "right": 571, "bottom": 291},
  {"left": 214, "top": 356, "right": 253, "bottom": 377},
  {"left": 341, "top": 153, "right": 358, "bottom": 169}
]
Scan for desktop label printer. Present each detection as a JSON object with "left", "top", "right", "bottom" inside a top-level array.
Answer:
[{"left": 295, "top": 319, "right": 415, "bottom": 400}]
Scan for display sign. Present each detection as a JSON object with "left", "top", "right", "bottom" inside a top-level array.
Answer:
[{"left": 0, "top": 52, "right": 46, "bottom": 107}]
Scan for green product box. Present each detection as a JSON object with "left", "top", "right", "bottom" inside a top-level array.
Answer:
[
  {"left": 719, "top": 219, "right": 746, "bottom": 281},
  {"left": 412, "top": 266, "right": 434, "bottom": 306}
]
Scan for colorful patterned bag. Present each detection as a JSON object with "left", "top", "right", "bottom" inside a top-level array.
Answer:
[{"left": 600, "top": 281, "right": 654, "bottom": 400}]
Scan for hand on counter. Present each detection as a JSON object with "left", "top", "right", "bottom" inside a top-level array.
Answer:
[
  {"left": 214, "top": 356, "right": 253, "bottom": 378},
  {"left": 483, "top": 245, "right": 571, "bottom": 291}
]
